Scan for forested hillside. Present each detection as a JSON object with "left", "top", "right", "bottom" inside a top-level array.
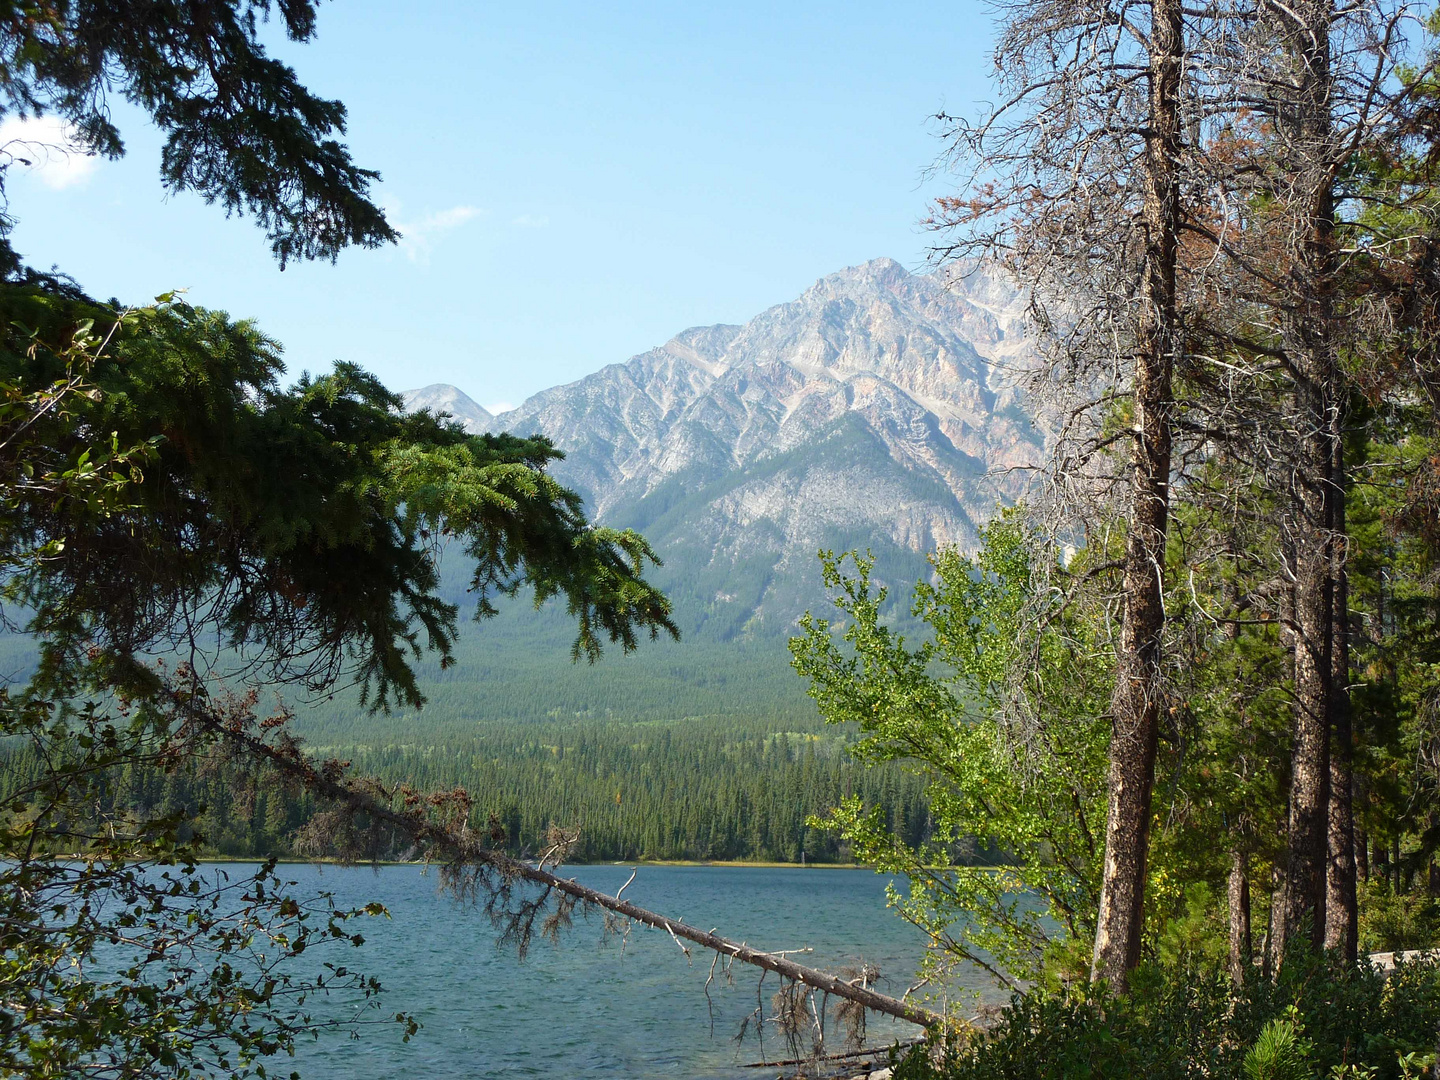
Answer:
[{"left": 283, "top": 608, "right": 819, "bottom": 740}]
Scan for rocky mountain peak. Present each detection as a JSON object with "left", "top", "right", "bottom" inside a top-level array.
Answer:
[
  {"left": 401, "top": 383, "right": 494, "bottom": 434},
  {"left": 403, "top": 258, "right": 1040, "bottom": 638},
  {"left": 803, "top": 255, "right": 911, "bottom": 296}
]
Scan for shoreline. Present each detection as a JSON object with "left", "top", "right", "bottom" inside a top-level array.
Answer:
[
  {"left": 191, "top": 856, "right": 1003, "bottom": 871},
  {"left": 194, "top": 856, "right": 879, "bottom": 869}
]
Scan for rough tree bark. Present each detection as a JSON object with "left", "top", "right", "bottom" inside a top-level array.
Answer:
[
  {"left": 1326, "top": 435, "right": 1358, "bottom": 962},
  {"left": 1090, "top": 0, "right": 1184, "bottom": 990},
  {"left": 1268, "top": 0, "right": 1337, "bottom": 969},
  {"left": 1229, "top": 849, "right": 1253, "bottom": 986}
]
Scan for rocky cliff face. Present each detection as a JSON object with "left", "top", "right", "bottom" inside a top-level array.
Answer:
[{"left": 403, "top": 258, "right": 1038, "bottom": 639}]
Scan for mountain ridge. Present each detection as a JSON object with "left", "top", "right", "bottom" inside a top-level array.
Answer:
[{"left": 403, "top": 257, "right": 1039, "bottom": 640}]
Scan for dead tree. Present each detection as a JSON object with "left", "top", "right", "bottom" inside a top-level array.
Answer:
[
  {"left": 929, "top": 0, "right": 1438, "bottom": 987},
  {"left": 1261, "top": 0, "right": 1341, "bottom": 966},
  {"left": 1326, "top": 433, "right": 1358, "bottom": 959},
  {"left": 1090, "top": 0, "right": 1186, "bottom": 988},
  {"left": 928, "top": 0, "right": 1193, "bottom": 991}
]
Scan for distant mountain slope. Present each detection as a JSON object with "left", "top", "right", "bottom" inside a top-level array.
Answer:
[
  {"left": 406, "top": 257, "right": 1036, "bottom": 648},
  {"left": 11, "top": 261, "right": 1045, "bottom": 746},
  {"left": 404, "top": 258, "right": 1038, "bottom": 642},
  {"left": 402, "top": 384, "right": 494, "bottom": 432}
]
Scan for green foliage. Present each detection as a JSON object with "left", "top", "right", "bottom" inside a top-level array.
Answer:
[
  {"left": 1154, "top": 883, "right": 1230, "bottom": 970},
  {"left": 1345, "top": 416, "right": 1440, "bottom": 926},
  {"left": 801, "top": 427, "right": 1440, "bottom": 1006},
  {"left": 1243, "top": 1014, "right": 1314, "bottom": 1080},
  {"left": 0, "top": 850, "right": 410, "bottom": 1080},
  {"left": 1359, "top": 879, "right": 1440, "bottom": 954},
  {"left": 0, "top": 0, "right": 396, "bottom": 266},
  {"left": 0, "top": 275, "right": 674, "bottom": 1074},
  {"left": 791, "top": 511, "right": 1112, "bottom": 989},
  {"left": 0, "top": 2, "right": 687, "bottom": 1074},
  {"left": 1149, "top": 482, "right": 1295, "bottom": 923},
  {"left": 0, "top": 285, "right": 676, "bottom": 711},
  {"left": 288, "top": 625, "right": 817, "bottom": 738},
  {"left": 0, "top": 715, "right": 932, "bottom": 864},
  {"left": 893, "top": 954, "right": 1440, "bottom": 1080}
]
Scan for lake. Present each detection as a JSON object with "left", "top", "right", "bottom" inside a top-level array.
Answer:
[{"left": 240, "top": 863, "right": 1000, "bottom": 1078}]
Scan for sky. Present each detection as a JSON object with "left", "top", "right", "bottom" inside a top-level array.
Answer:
[{"left": 2, "top": 1, "right": 998, "bottom": 412}]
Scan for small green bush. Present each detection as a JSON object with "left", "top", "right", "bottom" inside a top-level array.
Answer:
[
  {"left": 1359, "top": 879, "right": 1440, "bottom": 954},
  {"left": 893, "top": 952, "right": 1440, "bottom": 1080}
]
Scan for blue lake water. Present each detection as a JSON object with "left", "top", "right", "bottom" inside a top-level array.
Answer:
[{"left": 231, "top": 863, "right": 999, "bottom": 1079}]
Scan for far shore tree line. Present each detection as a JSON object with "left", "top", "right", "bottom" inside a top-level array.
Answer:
[{"left": 0, "top": 720, "right": 934, "bottom": 864}]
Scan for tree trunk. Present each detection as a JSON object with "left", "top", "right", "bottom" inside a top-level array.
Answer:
[
  {"left": 1268, "top": 0, "right": 1336, "bottom": 971},
  {"left": 1374, "top": 837, "right": 1390, "bottom": 888},
  {"left": 1228, "top": 850, "right": 1253, "bottom": 986},
  {"left": 1325, "top": 439, "right": 1357, "bottom": 962},
  {"left": 1090, "top": 0, "right": 1183, "bottom": 992},
  {"left": 1261, "top": 863, "right": 1283, "bottom": 976},
  {"left": 1271, "top": 218, "right": 1333, "bottom": 968},
  {"left": 1357, "top": 828, "right": 1369, "bottom": 884}
]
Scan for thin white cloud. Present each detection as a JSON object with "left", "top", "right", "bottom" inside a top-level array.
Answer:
[
  {"left": 486, "top": 401, "right": 515, "bottom": 415},
  {"left": 0, "top": 115, "right": 98, "bottom": 189},
  {"left": 392, "top": 203, "right": 484, "bottom": 262},
  {"left": 511, "top": 214, "right": 550, "bottom": 229}
]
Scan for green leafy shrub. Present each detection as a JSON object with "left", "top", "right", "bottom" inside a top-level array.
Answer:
[
  {"left": 1155, "top": 883, "right": 1230, "bottom": 969},
  {"left": 892, "top": 953, "right": 1440, "bottom": 1080},
  {"left": 1359, "top": 879, "right": 1440, "bottom": 953}
]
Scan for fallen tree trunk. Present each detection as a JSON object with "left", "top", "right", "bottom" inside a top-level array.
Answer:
[
  {"left": 174, "top": 684, "right": 945, "bottom": 1031},
  {"left": 507, "top": 860, "right": 943, "bottom": 1029},
  {"left": 744, "top": 1039, "right": 922, "bottom": 1068}
]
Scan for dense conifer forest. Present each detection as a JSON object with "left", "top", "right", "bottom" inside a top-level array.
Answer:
[{"left": 0, "top": 717, "right": 933, "bottom": 864}]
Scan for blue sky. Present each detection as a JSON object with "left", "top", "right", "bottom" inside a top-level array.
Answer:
[{"left": 4, "top": 1, "right": 996, "bottom": 411}]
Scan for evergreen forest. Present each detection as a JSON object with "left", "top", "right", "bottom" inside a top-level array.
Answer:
[{"left": 0, "top": 717, "right": 932, "bottom": 864}]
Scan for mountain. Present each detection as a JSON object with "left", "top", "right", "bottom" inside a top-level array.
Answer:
[
  {"left": 404, "top": 258, "right": 1039, "bottom": 644},
  {"left": 13, "top": 260, "right": 1043, "bottom": 744},
  {"left": 402, "top": 383, "right": 494, "bottom": 432}
]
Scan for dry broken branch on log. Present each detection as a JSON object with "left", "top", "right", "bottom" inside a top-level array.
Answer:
[{"left": 743, "top": 1038, "right": 923, "bottom": 1069}]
